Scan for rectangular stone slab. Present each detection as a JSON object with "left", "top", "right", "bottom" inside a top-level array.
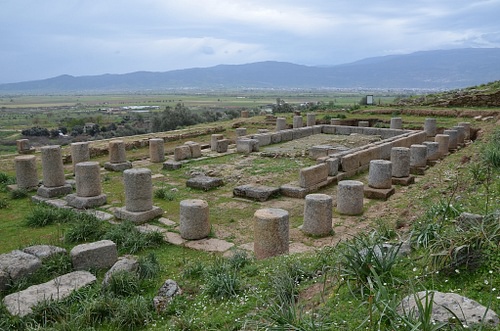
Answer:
[{"left": 3, "top": 271, "right": 96, "bottom": 317}]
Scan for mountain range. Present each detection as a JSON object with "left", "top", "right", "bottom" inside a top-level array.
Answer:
[{"left": 1, "top": 48, "right": 499, "bottom": 93}]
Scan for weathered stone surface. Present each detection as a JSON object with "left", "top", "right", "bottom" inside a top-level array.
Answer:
[
  {"left": 337, "top": 180, "right": 364, "bottom": 215},
  {"left": 184, "top": 238, "right": 234, "bottom": 252},
  {"left": 149, "top": 138, "right": 165, "bottom": 163},
  {"left": 40, "top": 145, "right": 66, "bottom": 188},
  {"left": 424, "top": 118, "right": 437, "bottom": 137},
  {"left": 103, "top": 161, "right": 132, "bottom": 171},
  {"left": 185, "top": 141, "right": 202, "bottom": 158},
  {"left": 102, "top": 256, "right": 139, "bottom": 286},
  {"left": 70, "top": 240, "right": 118, "bottom": 270},
  {"left": 163, "top": 160, "right": 182, "bottom": 170},
  {"left": 391, "top": 147, "right": 410, "bottom": 178},
  {"left": 22, "top": 245, "right": 66, "bottom": 260},
  {"left": 410, "top": 144, "right": 427, "bottom": 168},
  {"left": 236, "top": 138, "right": 259, "bottom": 154},
  {"left": 0, "top": 250, "right": 42, "bottom": 281},
  {"left": 456, "top": 212, "right": 483, "bottom": 230},
  {"left": 216, "top": 139, "right": 231, "bottom": 153},
  {"left": 153, "top": 279, "right": 183, "bottom": 313},
  {"left": 293, "top": 115, "right": 303, "bottom": 128},
  {"left": 368, "top": 160, "right": 392, "bottom": 189},
  {"left": 276, "top": 117, "right": 287, "bottom": 131},
  {"left": 398, "top": 291, "right": 499, "bottom": 327},
  {"left": 180, "top": 199, "right": 210, "bottom": 240},
  {"left": 124, "top": 168, "right": 153, "bottom": 212},
  {"left": 174, "top": 145, "right": 192, "bottom": 161},
  {"left": 325, "top": 158, "right": 339, "bottom": 176},
  {"left": 302, "top": 194, "right": 333, "bottom": 236},
  {"left": 254, "top": 208, "right": 289, "bottom": 260},
  {"left": 70, "top": 142, "right": 90, "bottom": 171},
  {"left": 186, "top": 176, "right": 223, "bottom": 191},
  {"left": 364, "top": 186, "right": 395, "bottom": 200},
  {"left": 66, "top": 194, "right": 107, "bottom": 209},
  {"left": 14, "top": 155, "right": 39, "bottom": 190},
  {"left": 233, "top": 184, "right": 280, "bottom": 201},
  {"left": 299, "top": 163, "right": 328, "bottom": 188},
  {"left": 3, "top": 271, "right": 96, "bottom": 317},
  {"left": 108, "top": 140, "right": 127, "bottom": 163},
  {"left": 0, "top": 270, "right": 8, "bottom": 291},
  {"left": 114, "top": 206, "right": 163, "bottom": 224},
  {"left": 211, "top": 134, "right": 224, "bottom": 151}
]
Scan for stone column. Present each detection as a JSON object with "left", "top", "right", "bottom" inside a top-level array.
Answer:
[
  {"left": 302, "top": 194, "right": 332, "bottom": 236},
  {"left": 443, "top": 129, "right": 458, "bottom": 150},
  {"left": 210, "top": 134, "right": 224, "bottom": 151},
  {"left": 104, "top": 140, "right": 132, "bottom": 171},
  {"left": 114, "top": 168, "right": 163, "bottom": 223},
  {"left": 337, "top": 180, "right": 364, "bottom": 215},
  {"left": 410, "top": 144, "right": 427, "bottom": 168},
  {"left": 14, "top": 155, "right": 38, "bottom": 190},
  {"left": 458, "top": 122, "right": 471, "bottom": 140},
  {"left": 368, "top": 160, "right": 392, "bottom": 189},
  {"left": 235, "top": 128, "right": 247, "bottom": 137},
  {"left": 276, "top": 118, "right": 287, "bottom": 131},
  {"left": 358, "top": 120, "right": 369, "bottom": 127},
  {"left": 306, "top": 113, "right": 316, "bottom": 127},
  {"left": 240, "top": 110, "right": 249, "bottom": 118},
  {"left": 293, "top": 116, "right": 303, "bottom": 129},
  {"left": 66, "top": 161, "right": 106, "bottom": 209},
  {"left": 390, "top": 117, "right": 402, "bottom": 129},
  {"left": 452, "top": 126, "right": 466, "bottom": 146},
  {"left": 391, "top": 147, "right": 410, "bottom": 178},
  {"left": 149, "top": 138, "right": 165, "bottom": 163},
  {"left": 179, "top": 199, "right": 210, "bottom": 240},
  {"left": 70, "top": 142, "right": 90, "bottom": 172},
  {"left": 36, "top": 145, "right": 72, "bottom": 198},
  {"left": 254, "top": 208, "right": 289, "bottom": 260},
  {"left": 423, "top": 141, "right": 440, "bottom": 161},
  {"left": 424, "top": 118, "right": 437, "bottom": 137},
  {"left": 435, "top": 134, "right": 449, "bottom": 157},
  {"left": 16, "top": 139, "right": 34, "bottom": 154}
]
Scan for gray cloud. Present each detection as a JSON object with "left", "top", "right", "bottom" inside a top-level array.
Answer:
[{"left": 0, "top": 0, "right": 499, "bottom": 83}]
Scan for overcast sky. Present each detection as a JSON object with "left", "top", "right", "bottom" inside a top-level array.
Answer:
[{"left": 1, "top": 0, "right": 499, "bottom": 84}]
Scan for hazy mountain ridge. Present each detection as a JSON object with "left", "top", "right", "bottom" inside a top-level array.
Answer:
[{"left": 1, "top": 48, "right": 499, "bottom": 93}]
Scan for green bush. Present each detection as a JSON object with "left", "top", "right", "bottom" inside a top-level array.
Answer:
[
  {"left": 154, "top": 186, "right": 176, "bottom": 201},
  {"left": 203, "top": 257, "right": 241, "bottom": 300},
  {"left": 111, "top": 296, "right": 153, "bottom": 330},
  {"left": 25, "top": 205, "right": 76, "bottom": 227},
  {"left": 137, "top": 252, "right": 161, "bottom": 280},
  {"left": 64, "top": 214, "right": 105, "bottom": 243}
]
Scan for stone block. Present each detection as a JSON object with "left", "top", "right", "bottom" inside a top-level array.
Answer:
[
  {"left": 236, "top": 138, "right": 258, "bottom": 154},
  {"left": 36, "top": 183, "right": 73, "bottom": 198},
  {"left": 253, "top": 134, "right": 272, "bottom": 147},
  {"left": 233, "top": 184, "right": 280, "bottom": 201},
  {"left": 0, "top": 250, "right": 42, "bottom": 282},
  {"left": 70, "top": 240, "right": 118, "bottom": 270},
  {"left": 216, "top": 139, "right": 231, "bottom": 153},
  {"left": 364, "top": 186, "right": 395, "bottom": 200},
  {"left": 340, "top": 153, "right": 359, "bottom": 173},
  {"left": 22, "top": 245, "right": 67, "bottom": 260},
  {"left": 66, "top": 194, "right": 107, "bottom": 209},
  {"left": 392, "top": 176, "right": 415, "bottom": 186},
  {"left": 322, "top": 125, "right": 336, "bottom": 134},
  {"left": 186, "top": 176, "right": 223, "bottom": 191},
  {"left": 3, "top": 271, "right": 96, "bottom": 317},
  {"left": 280, "top": 129, "right": 294, "bottom": 142},
  {"left": 163, "top": 160, "right": 182, "bottom": 170},
  {"left": 114, "top": 206, "right": 163, "bottom": 224},
  {"left": 174, "top": 145, "right": 192, "bottom": 161},
  {"left": 299, "top": 164, "right": 328, "bottom": 188},
  {"left": 271, "top": 132, "right": 282, "bottom": 144}
]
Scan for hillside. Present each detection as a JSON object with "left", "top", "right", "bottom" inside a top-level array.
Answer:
[
  {"left": 1, "top": 48, "right": 499, "bottom": 93},
  {"left": 397, "top": 80, "right": 500, "bottom": 107}
]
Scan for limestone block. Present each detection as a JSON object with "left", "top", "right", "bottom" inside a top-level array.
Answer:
[
  {"left": 299, "top": 164, "right": 328, "bottom": 188},
  {"left": 75, "top": 161, "right": 101, "bottom": 197},
  {"left": 210, "top": 134, "right": 224, "bottom": 151},
  {"left": 0, "top": 250, "right": 42, "bottom": 281},
  {"left": 326, "top": 158, "right": 339, "bottom": 176},
  {"left": 424, "top": 118, "right": 437, "bottom": 137},
  {"left": 280, "top": 129, "right": 294, "bottom": 141},
  {"left": 306, "top": 113, "right": 316, "bottom": 126},
  {"left": 340, "top": 153, "right": 360, "bottom": 173},
  {"left": 390, "top": 117, "right": 402, "bottom": 129},
  {"left": 276, "top": 117, "right": 287, "bottom": 131},
  {"left": 271, "top": 132, "right": 282, "bottom": 144},
  {"left": 3, "top": 271, "right": 96, "bottom": 317},
  {"left": 236, "top": 139, "right": 258, "bottom": 154},
  {"left": 108, "top": 140, "right": 127, "bottom": 163},
  {"left": 253, "top": 133, "right": 272, "bottom": 147},
  {"left": 70, "top": 240, "right": 118, "bottom": 270},
  {"left": 174, "top": 145, "right": 192, "bottom": 161},
  {"left": 391, "top": 147, "right": 410, "bottom": 178},
  {"left": 186, "top": 176, "right": 223, "bottom": 191},
  {"left": 185, "top": 141, "right": 202, "bottom": 158},
  {"left": 216, "top": 139, "right": 231, "bottom": 153},
  {"left": 235, "top": 127, "right": 247, "bottom": 137},
  {"left": 102, "top": 256, "right": 139, "bottom": 286},
  {"left": 410, "top": 144, "right": 427, "bottom": 168},
  {"left": 22, "top": 245, "right": 67, "bottom": 260},
  {"left": 293, "top": 116, "right": 303, "bottom": 128},
  {"left": 443, "top": 130, "right": 458, "bottom": 150}
]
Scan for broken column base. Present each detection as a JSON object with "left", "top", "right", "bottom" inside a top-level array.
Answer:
[
  {"left": 163, "top": 160, "right": 182, "bottom": 170},
  {"left": 35, "top": 184, "right": 73, "bottom": 199},
  {"left": 104, "top": 161, "right": 132, "bottom": 172},
  {"left": 233, "top": 184, "right": 280, "bottom": 201},
  {"left": 364, "top": 186, "right": 395, "bottom": 200},
  {"left": 66, "top": 194, "right": 107, "bottom": 209},
  {"left": 114, "top": 206, "right": 163, "bottom": 224},
  {"left": 392, "top": 176, "right": 415, "bottom": 186},
  {"left": 410, "top": 166, "right": 427, "bottom": 175}
]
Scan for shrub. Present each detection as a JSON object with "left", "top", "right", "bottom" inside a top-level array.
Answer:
[
  {"left": 64, "top": 214, "right": 105, "bottom": 243},
  {"left": 154, "top": 186, "right": 176, "bottom": 201},
  {"left": 102, "top": 221, "right": 164, "bottom": 254},
  {"left": 203, "top": 257, "right": 241, "bottom": 300},
  {"left": 137, "top": 252, "right": 161, "bottom": 280},
  {"left": 111, "top": 296, "right": 153, "bottom": 330},
  {"left": 25, "top": 205, "right": 76, "bottom": 227},
  {"left": 104, "top": 271, "right": 141, "bottom": 297}
]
